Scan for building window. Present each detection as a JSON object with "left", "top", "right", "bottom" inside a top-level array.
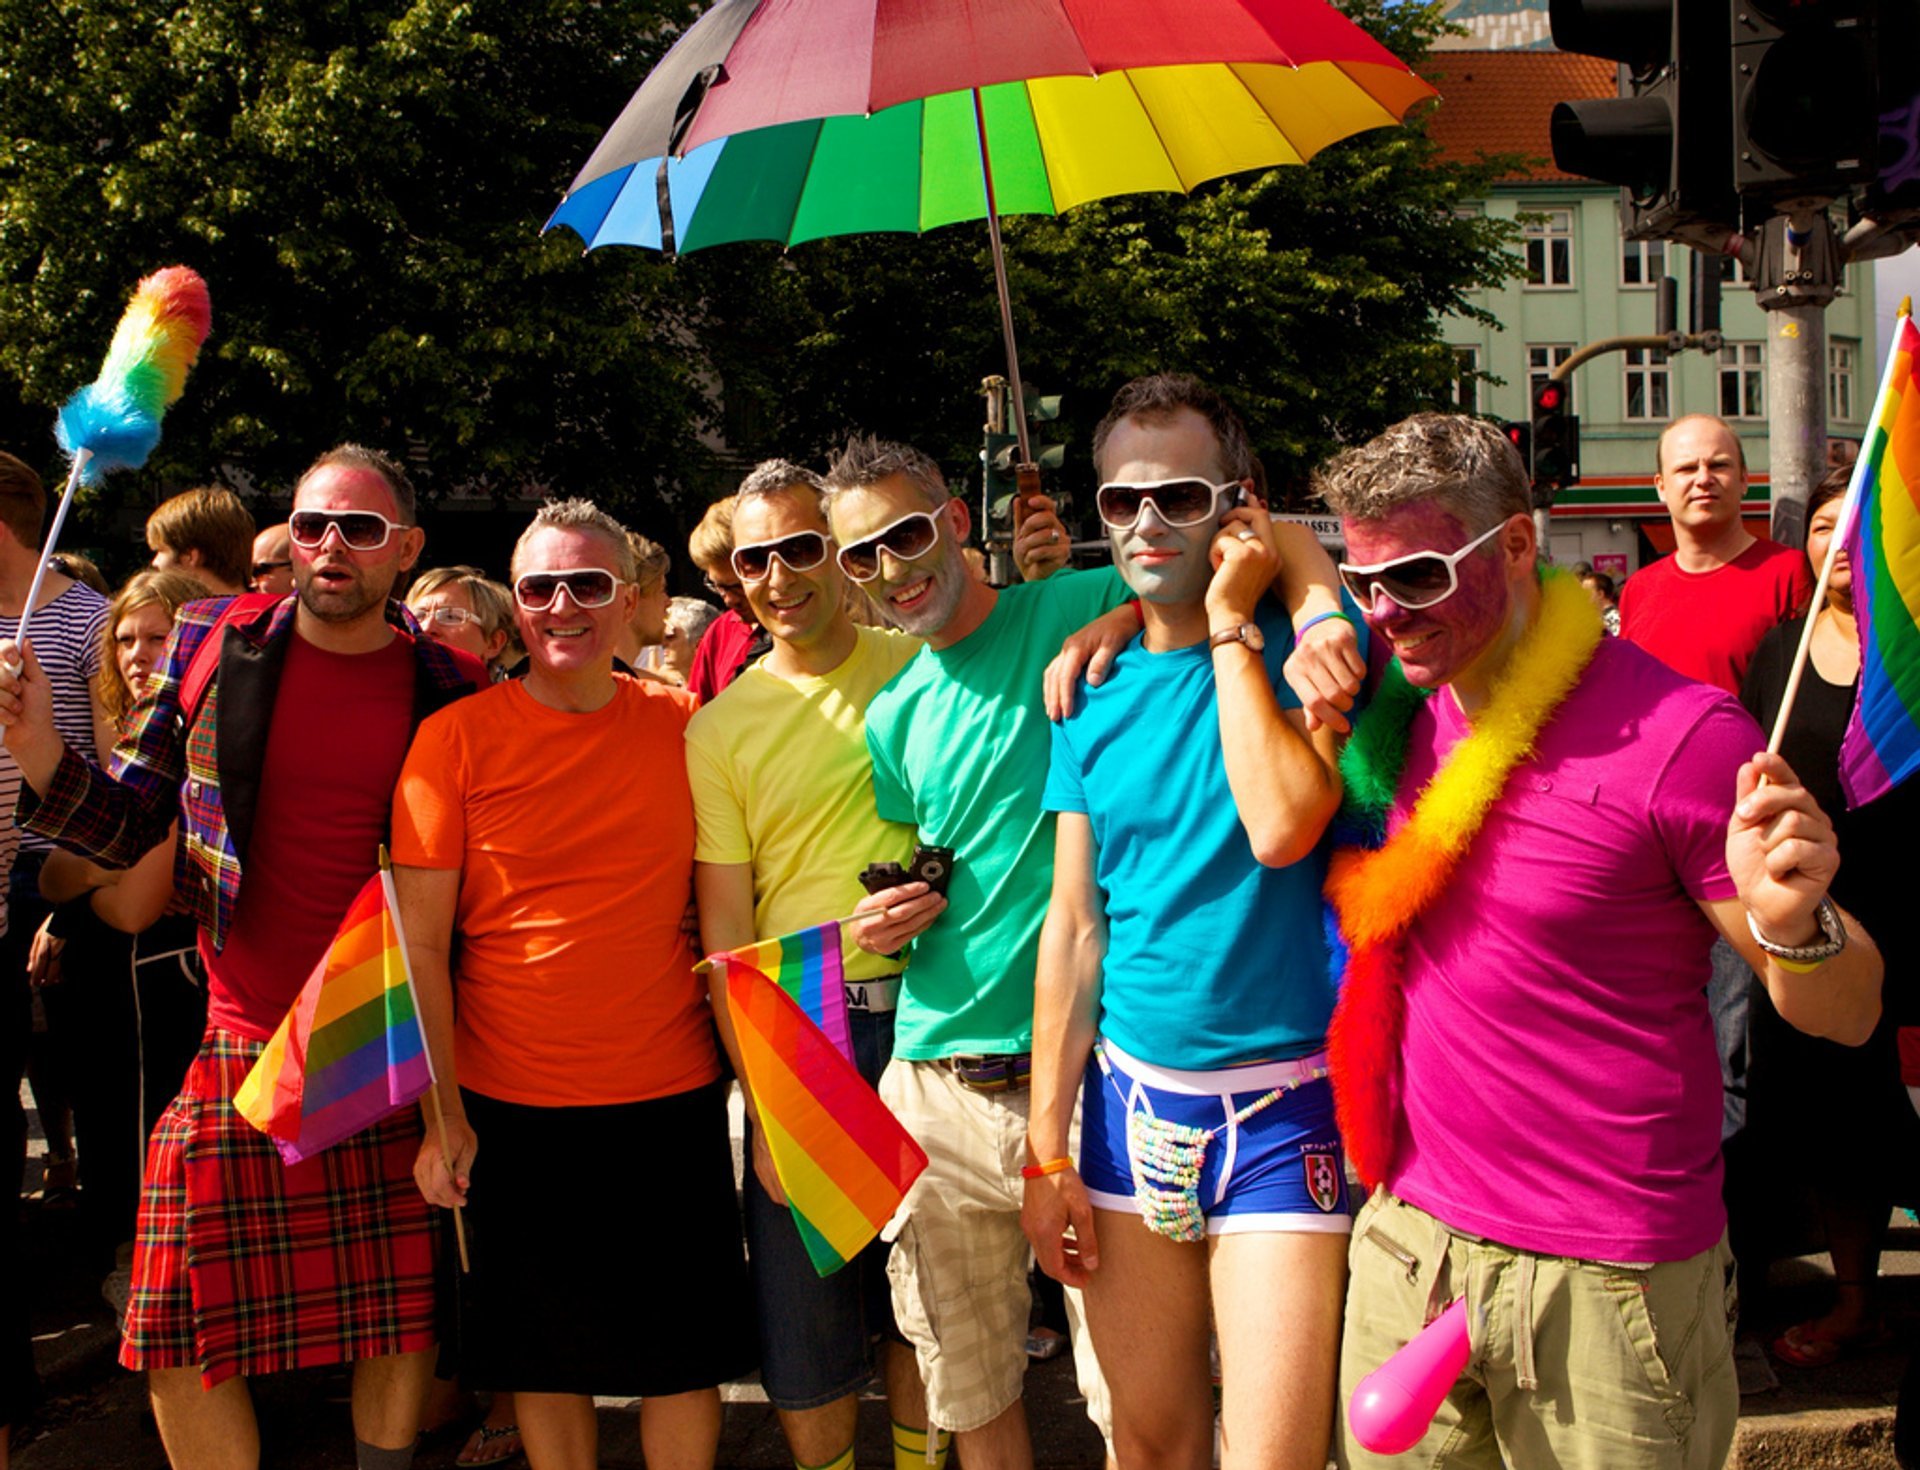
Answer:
[
  {"left": 1451, "top": 346, "right": 1480, "bottom": 415},
  {"left": 1621, "top": 235, "right": 1666, "bottom": 287},
  {"left": 1718, "top": 252, "right": 1753, "bottom": 288},
  {"left": 1830, "top": 339, "right": 1857, "bottom": 422},
  {"left": 1624, "top": 347, "right": 1671, "bottom": 421},
  {"left": 1528, "top": 344, "right": 1575, "bottom": 412},
  {"left": 1718, "top": 343, "right": 1765, "bottom": 419},
  {"left": 1523, "top": 208, "right": 1575, "bottom": 288}
]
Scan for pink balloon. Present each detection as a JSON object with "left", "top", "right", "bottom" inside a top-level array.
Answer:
[{"left": 1348, "top": 1297, "right": 1471, "bottom": 1455}]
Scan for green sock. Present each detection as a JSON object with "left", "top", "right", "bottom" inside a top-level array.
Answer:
[
  {"left": 892, "top": 1422, "right": 951, "bottom": 1470},
  {"left": 797, "top": 1446, "right": 854, "bottom": 1470}
]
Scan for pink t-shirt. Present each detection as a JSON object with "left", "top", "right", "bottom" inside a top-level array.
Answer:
[
  {"left": 1618, "top": 538, "right": 1811, "bottom": 694},
  {"left": 1386, "top": 638, "right": 1762, "bottom": 1263}
]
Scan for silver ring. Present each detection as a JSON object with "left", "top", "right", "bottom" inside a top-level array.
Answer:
[
  {"left": 1235, "top": 529, "right": 1257, "bottom": 542},
  {"left": 1049, "top": 529, "right": 1058, "bottom": 543}
]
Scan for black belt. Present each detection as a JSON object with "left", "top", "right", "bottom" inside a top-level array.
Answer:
[{"left": 942, "top": 1053, "right": 1032, "bottom": 1092}]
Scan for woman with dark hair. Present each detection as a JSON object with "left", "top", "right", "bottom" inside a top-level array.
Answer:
[{"left": 1740, "top": 467, "right": 1920, "bottom": 1367}]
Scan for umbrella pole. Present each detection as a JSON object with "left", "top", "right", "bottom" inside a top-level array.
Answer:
[{"left": 972, "top": 89, "right": 1035, "bottom": 470}]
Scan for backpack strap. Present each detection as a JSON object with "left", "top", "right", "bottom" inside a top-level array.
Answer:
[{"left": 178, "top": 593, "right": 277, "bottom": 727}]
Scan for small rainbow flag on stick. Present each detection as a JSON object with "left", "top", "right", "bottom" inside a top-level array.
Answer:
[
  {"left": 701, "top": 921, "right": 851, "bottom": 1061},
  {"left": 235, "top": 867, "right": 433, "bottom": 1165},
  {"left": 1839, "top": 305, "right": 1920, "bottom": 806},
  {"left": 707, "top": 939, "right": 925, "bottom": 1277}
]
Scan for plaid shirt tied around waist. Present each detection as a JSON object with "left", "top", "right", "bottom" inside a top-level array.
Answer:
[{"left": 21, "top": 594, "right": 480, "bottom": 951}]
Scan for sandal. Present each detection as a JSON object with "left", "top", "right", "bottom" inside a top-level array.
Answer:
[
  {"left": 456, "top": 1423, "right": 523, "bottom": 1467},
  {"left": 1025, "top": 1328, "right": 1068, "bottom": 1363},
  {"left": 1772, "top": 1319, "right": 1892, "bottom": 1368}
]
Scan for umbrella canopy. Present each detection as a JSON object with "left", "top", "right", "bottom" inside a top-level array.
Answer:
[
  {"left": 548, "top": 60, "right": 1433, "bottom": 253},
  {"left": 545, "top": 0, "right": 1437, "bottom": 468}
]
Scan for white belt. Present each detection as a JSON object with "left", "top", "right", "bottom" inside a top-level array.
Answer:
[{"left": 846, "top": 975, "right": 901, "bottom": 1013}]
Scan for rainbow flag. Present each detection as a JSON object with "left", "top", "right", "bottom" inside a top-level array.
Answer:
[
  {"left": 235, "top": 870, "right": 434, "bottom": 1165},
  {"left": 1841, "top": 311, "right": 1920, "bottom": 807},
  {"left": 698, "top": 920, "right": 850, "bottom": 1061},
  {"left": 710, "top": 951, "right": 925, "bottom": 1276}
]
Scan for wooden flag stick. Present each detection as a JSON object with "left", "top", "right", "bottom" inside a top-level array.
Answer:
[
  {"left": 379, "top": 845, "right": 471, "bottom": 1273},
  {"left": 422, "top": 1084, "right": 472, "bottom": 1274},
  {"left": 1766, "top": 295, "right": 1912, "bottom": 756}
]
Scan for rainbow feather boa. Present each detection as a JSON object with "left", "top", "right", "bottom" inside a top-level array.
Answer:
[{"left": 1324, "top": 570, "right": 1603, "bottom": 1187}]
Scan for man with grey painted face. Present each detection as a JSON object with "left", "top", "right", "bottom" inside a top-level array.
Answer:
[
  {"left": 1318, "top": 414, "right": 1881, "bottom": 1470},
  {"left": 1025, "top": 375, "right": 1357, "bottom": 1470},
  {"left": 826, "top": 416, "right": 1357, "bottom": 1468}
]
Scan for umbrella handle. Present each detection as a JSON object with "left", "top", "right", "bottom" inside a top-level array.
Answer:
[{"left": 973, "top": 89, "right": 1035, "bottom": 471}]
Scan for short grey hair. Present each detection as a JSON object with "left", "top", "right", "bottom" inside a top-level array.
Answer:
[
  {"left": 511, "top": 497, "right": 637, "bottom": 581},
  {"left": 668, "top": 595, "right": 722, "bottom": 647},
  {"left": 735, "top": 458, "right": 827, "bottom": 520},
  {"left": 823, "top": 435, "right": 950, "bottom": 508},
  {"left": 1313, "top": 413, "right": 1529, "bottom": 532}
]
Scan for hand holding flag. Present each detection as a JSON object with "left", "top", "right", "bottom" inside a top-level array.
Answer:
[{"left": 700, "top": 919, "right": 926, "bottom": 1277}]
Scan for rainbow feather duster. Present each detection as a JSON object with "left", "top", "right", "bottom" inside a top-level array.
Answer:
[{"left": 53, "top": 267, "right": 212, "bottom": 485}]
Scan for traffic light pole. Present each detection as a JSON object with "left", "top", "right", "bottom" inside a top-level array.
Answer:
[
  {"left": 1752, "top": 213, "right": 1842, "bottom": 551},
  {"left": 1532, "top": 328, "right": 1723, "bottom": 551}
]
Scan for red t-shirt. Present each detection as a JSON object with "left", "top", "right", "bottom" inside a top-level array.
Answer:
[
  {"left": 1618, "top": 538, "right": 1812, "bottom": 695},
  {"left": 206, "top": 631, "right": 419, "bottom": 1038},
  {"left": 686, "top": 610, "right": 758, "bottom": 704}
]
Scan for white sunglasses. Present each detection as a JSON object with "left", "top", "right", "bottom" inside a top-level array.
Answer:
[{"left": 1337, "top": 521, "right": 1508, "bottom": 611}]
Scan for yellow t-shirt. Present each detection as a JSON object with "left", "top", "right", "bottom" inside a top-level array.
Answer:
[{"left": 685, "top": 625, "right": 921, "bottom": 983}]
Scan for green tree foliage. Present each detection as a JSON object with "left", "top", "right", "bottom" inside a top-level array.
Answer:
[
  {"left": 684, "top": 0, "right": 1520, "bottom": 505},
  {"left": 1, "top": 0, "right": 1515, "bottom": 533},
  {"left": 0, "top": 0, "right": 701, "bottom": 512}
]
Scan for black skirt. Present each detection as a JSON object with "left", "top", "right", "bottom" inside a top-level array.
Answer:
[{"left": 455, "top": 1079, "right": 756, "bottom": 1396}]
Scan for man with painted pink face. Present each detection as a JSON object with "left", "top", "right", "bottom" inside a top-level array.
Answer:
[
  {"left": 0, "top": 445, "right": 484, "bottom": 1470},
  {"left": 1318, "top": 414, "right": 1880, "bottom": 1470}
]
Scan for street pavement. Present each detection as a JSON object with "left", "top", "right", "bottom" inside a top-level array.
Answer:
[{"left": 11, "top": 1085, "right": 1914, "bottom": 1468}]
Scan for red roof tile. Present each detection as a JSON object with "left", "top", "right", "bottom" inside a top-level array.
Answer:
[{"left": 1419, "top": 50, "right": 1619, "bottom": 183}]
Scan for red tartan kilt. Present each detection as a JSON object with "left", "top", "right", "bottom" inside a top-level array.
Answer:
[{"left": 121, "top": 1029, "right": 438, "bottom": 1386}]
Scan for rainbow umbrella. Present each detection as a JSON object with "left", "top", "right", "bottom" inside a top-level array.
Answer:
[{"left": 546, "top": 0, "right": 1435, "bottom": 464}]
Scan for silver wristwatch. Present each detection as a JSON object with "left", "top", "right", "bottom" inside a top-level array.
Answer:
[
  {"left": 1746, "top": 895, "right": 1847, "bottom": 964},
  {"left": 1208, "top": 621, "right": 1265, "bottom": 653}
]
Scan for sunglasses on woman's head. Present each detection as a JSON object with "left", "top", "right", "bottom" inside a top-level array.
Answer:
[
  {"left": 731, "top": 531, "right": 832, "bottom": 583},
  {"left": 1337, "top": 520, "right": 1508, "bottom": 612},
  {"left": 835, "top": 508, "right": 945, "bottom": 584},
  {"left": 288, "top": 509, "right": 403, "bottom": 551},
  {"left": 513, "top": 569, "right": 624, "bottom": 611}
]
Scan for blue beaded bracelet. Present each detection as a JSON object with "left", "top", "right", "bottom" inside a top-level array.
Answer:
[{"left": 1296, "top": 610, "right": 1353, "bottom": 639}]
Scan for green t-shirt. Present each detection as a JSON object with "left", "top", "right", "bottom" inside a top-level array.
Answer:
[{"left": 865, "top": 568, "right": 1129, "bottom": 1058}]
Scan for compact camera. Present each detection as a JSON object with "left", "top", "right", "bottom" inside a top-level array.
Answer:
[{"left": 858, "top": 844, "right": 957, "bottom": 897}]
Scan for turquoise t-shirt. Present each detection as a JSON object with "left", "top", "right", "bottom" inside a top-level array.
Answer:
[
  {"left": 866, "top": 568, "right": 1130, "bottom": 1058},
  {"left": 1044, "top": 601, "right": 1355, "bottom": 1070}
]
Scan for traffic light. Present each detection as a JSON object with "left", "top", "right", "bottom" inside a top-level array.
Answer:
[
  {"left": 1500, "top": 420, "right": 1531, "bottom": 474},
  {"left": 1732, "top": 2, "right": 1879, "bottom": 203},
  {"left": 983, "top": 384, "right": 1065, "bottom": 493},
  {"left": 1549, "top": 1, "right": 1735, "bottom": 240},
  {"left": 1531, "top": 380, "right": 1579, "bottom": 490}
]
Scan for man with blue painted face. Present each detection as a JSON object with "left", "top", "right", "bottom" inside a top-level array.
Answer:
[{"left": 1022, "top": 375, "right": 1356, "bottom": 1470}]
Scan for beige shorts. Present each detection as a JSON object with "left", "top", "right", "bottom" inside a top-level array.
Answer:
[
  {"left": 880, "top": 1058, "right": 1111, "bottom": 1439},
  {"left": 1338, "top": 1191, "right": 1738, "bottom": 1470}
]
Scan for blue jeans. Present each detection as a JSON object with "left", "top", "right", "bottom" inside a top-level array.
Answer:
[
  {"left": 1708, "top": 936, "right": 1754, "bottom": 1142},
  {"left": 743, "top": 1004, "right": 902, "bottom": 1410}
]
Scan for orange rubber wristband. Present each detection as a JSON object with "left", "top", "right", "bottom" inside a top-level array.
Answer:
[{"left": 1021, "top": 1157, "right": 1074, "bottom": 1179}]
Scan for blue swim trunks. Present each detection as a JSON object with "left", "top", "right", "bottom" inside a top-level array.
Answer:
[{"left": 1080, "top": 1040, "right": 1351, "bottom": 1237}]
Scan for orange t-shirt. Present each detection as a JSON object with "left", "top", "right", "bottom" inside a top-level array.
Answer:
[{"left": 391, "top": 676, "right": 718, "bottom": 1107}]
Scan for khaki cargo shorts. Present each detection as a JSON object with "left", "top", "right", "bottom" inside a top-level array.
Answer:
[
  {"left": 880, "top": 1057, "right": 1111, "bottom": 1440},
  {"left": 1337, "top": 1191, "right": 1738, "bottom": 1470}
]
